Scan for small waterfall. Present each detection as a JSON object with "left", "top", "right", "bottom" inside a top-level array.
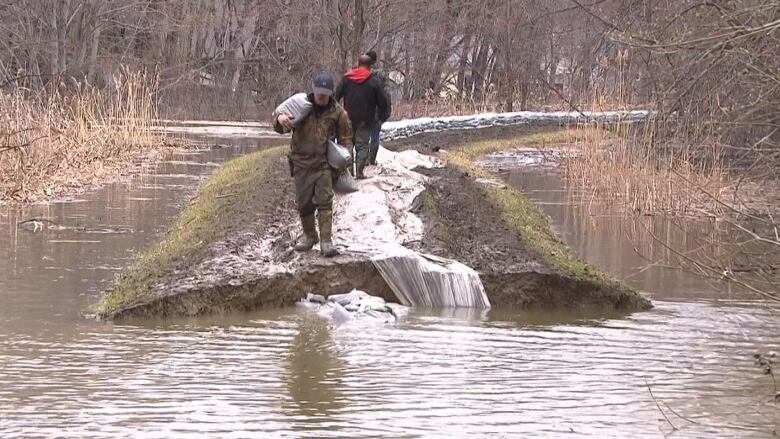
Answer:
[{"left": 372, "top": 252, "right": 490, "bottom": 308}]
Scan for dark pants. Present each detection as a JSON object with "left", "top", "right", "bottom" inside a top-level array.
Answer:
[
  {"left": 369, "top": 122, "right": 381, "bottom": 165},
  {"left": 294, "top": 164, "right": 334, "bottom": 217},
  {"left": 352, "top": 125, "right": 372, "bottom": 177}
]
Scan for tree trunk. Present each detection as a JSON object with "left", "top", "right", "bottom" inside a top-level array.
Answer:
[
  {"left": 548, "top": 24, "right": 558, "bottom": 100},
  {"left": 471, "top": 42, "right": 489, "bottom": 101},
  {"left": 87, "top": 26, "right": 101, "bottom": 81},
  {"left": 75, "top": 8, "right": 89, "bottom": 71},
  {"left": 457, "top": 34, "right": 472, "bottom": 99},
  {"left": 353, "top": 0, "right": 365, "bottom": 60}
]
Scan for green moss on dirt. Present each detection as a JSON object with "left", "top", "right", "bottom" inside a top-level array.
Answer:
[{"left": 97, "top": 146, "right": 288, "bottom": 317}]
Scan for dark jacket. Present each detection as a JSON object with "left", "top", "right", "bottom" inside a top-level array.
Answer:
[
  {"left": 371, "top": 68, "right": 391, "bottom": 90},
  {"left": 273, "top": 94, "right": 353, "bottom": 170},
  {"left": 335, "top": 67, "right": 391, "bottom": 129}
]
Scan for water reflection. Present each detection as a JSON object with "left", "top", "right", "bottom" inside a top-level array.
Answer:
[
  {"left": 500, "top": 166, "right": 760, "bottom": 300},
  {"left": 286, "top": 316, "right": 345, "bottom": 419}
]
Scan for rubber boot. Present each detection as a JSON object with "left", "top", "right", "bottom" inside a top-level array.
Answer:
[
  {"left": 355, "top": 162, "right": 367, "bottom": 180},
  {"left": 317, "top": 209, "right": 339, "bottom": 257},
  {"left": 369, "top": 137, "right": 380, "bottom": 165},
  {"left": 294, "top": 214, "right": 319, "bottom": 251}
]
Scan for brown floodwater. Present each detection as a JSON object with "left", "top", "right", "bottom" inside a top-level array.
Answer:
[
  {"left": 495, "top": 154, "right": 773, "bottom": 301},
  {"left": 1, "top": 133, "right": 778, "bottom": 438}
]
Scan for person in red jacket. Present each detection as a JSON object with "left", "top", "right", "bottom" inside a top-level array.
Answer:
[{"left": 335, "top": 55, "right": 391, "bottom": 179}]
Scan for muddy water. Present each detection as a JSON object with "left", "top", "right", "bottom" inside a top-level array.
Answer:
[
  {"left": 497, "top": 160, "right": 760, "bottom": 300},
  {"left": 1, "top": 134, "right": 779, "bottom": 438}
]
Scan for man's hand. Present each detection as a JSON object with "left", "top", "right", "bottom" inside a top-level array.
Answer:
[{"left": 277, "top": 114, "right": 294, "bottom": 132}]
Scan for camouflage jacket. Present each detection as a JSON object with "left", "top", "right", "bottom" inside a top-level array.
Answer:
[
  {"left": 371, "top": 68, "right": 392, "bottom": 123},
  {"left": 273, "top": 94, "right": 353, "bottom": 170},
  {"left": 371, "top": 68, "right": 390, "bottom": 90}
]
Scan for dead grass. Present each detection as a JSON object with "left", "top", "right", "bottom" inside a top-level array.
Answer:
[
  {"left": 392, "top": 100, "right": 499, "bottom": 120},
  {"left": 0, "top": 70, "right": 168, "bottom": 202},
  {"left": 563, "top": 122, "right": 732, "bottom": 216}
]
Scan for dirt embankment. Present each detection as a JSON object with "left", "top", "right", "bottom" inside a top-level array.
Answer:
[
  {"left": 98, "top": 146, "right": 399, "bottom": 320},
  {"left": 405, "top": 125, "right": 648, "bottom": 309},
  {"left": 99, "top": 125, "right": 650, "bottom": 320}
]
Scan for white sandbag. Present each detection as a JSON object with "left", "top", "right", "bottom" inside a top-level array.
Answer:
[
  {"left": 327, "top": 140, "right": 351, "bottom": 170},
  {"left": 333, "top": 170, "right": 359, "bottom": 194},
  {"left": 272, "top": 93, "right": 312, "bottom": 125},
  {"left": 328, "top": 290, "right": 369, "bottom": 307},
  {"left": 298, "top": 289, "right": 403, "bottom": 324},
  {"left": 330, "top": 301, "right": 353, "bottom": 323}
]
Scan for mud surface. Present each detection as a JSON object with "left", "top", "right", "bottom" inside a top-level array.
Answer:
[
  {"left": 414, "top": 166, "right": 544, "bottom": 273},
  {"left": 109, "top": 147, "right": 399, "bottom": 319},
  {"left": 412, "top": 164, "right": 648, "bottom": 310}
]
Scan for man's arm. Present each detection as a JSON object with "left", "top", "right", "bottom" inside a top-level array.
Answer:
[{"left": 272, "top": 114, "right": 292, "bottom": 134}]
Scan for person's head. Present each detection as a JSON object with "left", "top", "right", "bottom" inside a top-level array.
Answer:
[
  {"left": 312, "top": 71, "right": 333, "bottom": 106},
  {"left": 366, "top": 49, "right": 378, "bottom": 66},
  {"left": 357, "top": 55, "right": 372, "bottom": 70}
]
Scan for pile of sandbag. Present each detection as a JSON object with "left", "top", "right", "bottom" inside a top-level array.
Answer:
[
  {"left": 380, "top": 110, "right": 650, "bottom": 141},
  {"left": 298, "top": 290, "right": 406, "bottom": 323}
]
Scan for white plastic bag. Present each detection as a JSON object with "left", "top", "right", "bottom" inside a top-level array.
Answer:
[
  {"left": 272, "top": 93, "right": 312, "bottom": 125},
  {"left": 333, "top": 170, "right": 359, "bottom": 194},
  {"left": 327, "top": 140, "right": 351, "bottom": 170}
]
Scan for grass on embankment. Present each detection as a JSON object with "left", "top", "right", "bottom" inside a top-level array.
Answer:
[
  {"left": 97, "top": 146, "right": 287, "bottom": 317},
  {"left": 447, "top": 128, "right": 635, "bottom": 293}
]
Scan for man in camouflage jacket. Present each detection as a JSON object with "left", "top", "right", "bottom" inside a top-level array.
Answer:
[{"left": 273, "top": 72, "right": 352, "bottom": 257}]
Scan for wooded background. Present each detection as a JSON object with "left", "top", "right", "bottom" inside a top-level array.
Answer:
[{"left": 0, "top": 0, "right": 777, "bottom": 147}]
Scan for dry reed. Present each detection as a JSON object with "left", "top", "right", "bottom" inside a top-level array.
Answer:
[
  {"left": 562, "top": 86, "right": 730, "bottom": 217},
  {"left": 0, "top": 69, "right": 166, "bottom": 202}
]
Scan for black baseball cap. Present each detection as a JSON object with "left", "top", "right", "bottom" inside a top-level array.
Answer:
[
  {"left": 313, "top": 72, "right": 334, "bottom": 96},
  {"left": 366, "top": 49, "right": 377, "bottom": 64}
]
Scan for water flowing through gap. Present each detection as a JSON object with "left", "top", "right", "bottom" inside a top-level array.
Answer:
[
  {"left": 372, "top": 252, "right": 490, "bottom": 308},
  {"left": 332, "top": 144, "right": 490, "bottom": 309}
]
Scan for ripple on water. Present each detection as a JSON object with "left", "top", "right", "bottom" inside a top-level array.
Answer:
[{"left": 0, "top": 302, "right": 778, "bottom": 438}]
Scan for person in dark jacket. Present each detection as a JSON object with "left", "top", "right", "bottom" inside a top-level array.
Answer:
[
  {"left": 366, "top": 49, "right": 391, "bottom": 165},
  {"left": 273, "top": 72, "right": 352, "bottom": 257},
  {"left": 335, "top": 54, "right": 391, "bottom": 179}
]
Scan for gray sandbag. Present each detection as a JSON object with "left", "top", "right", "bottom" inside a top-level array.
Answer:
[
  {"left": 327, "top": 140, "right": 351, "bottom": 170},
  {"left": 333, "top": 170, "right": 359, "bottom": 194},
  {"left": 272, "top": 93, "right": 312, "bottom": 125}
]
